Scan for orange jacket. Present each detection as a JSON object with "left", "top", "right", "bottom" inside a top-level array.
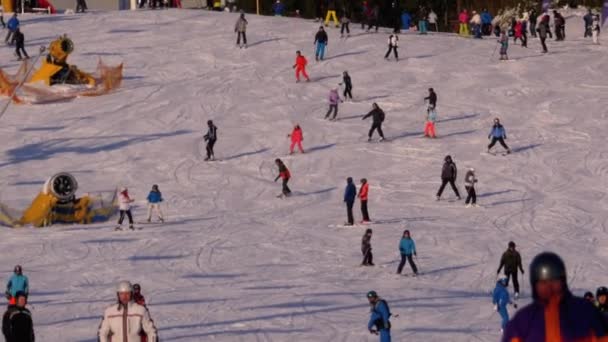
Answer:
[
  {"left": 358, "top": 183, "right": 369, "bottom": 200},
  {"left": 295, "top": 55, "right": 307, "bottom": 68}
]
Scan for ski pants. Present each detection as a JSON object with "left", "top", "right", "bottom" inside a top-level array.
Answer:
[
  {"left": 237, "top": 31, "right": 247, "bottom": 45},
  {"left": 367, "top": 19, "right": 378, "bottom": 32},
  {"left": 593, "top": 30, "right": 599, "bottom": 44},
  {"left": 361, "top": 200, "right": 370, "bottom": 221},
  {"left": 368, "top": 122, "right": 385, "bottom": 139},
  {"left": 295, "top": 67, "right": 309, "bottom": 81},
  {"left": 341, "top": 23, "right": 350, "bottom": 35},
  {"left": 384, "top": 46, "right": 398, "bottom": 59},
  {"left": 325, "top": 104, "right": 338, "bottom": 119},
  {"left": 465, "top": 186, "right": 476, "bottom": 205},
  {"left": 459, "top": 23, "right": 469, "bottom": 36},
  {"left": 397, "top": 254, "right": 418, "bottom": 274},
  {"left": 483, "top": 23, "right": 492, "bottom": 35},
  {"left": 529, "top": 22, "right": 537, "bottom": 37},
  {"left": 424, "top": 121, "right": 436, "bottom": 137},
  {"left": 437, "top": 179, "right": 460, "bottom": 198},
  {"left": 325, "top": 10, "right": 338, "bottom": 26},
  {"left": 343, "top": 86, "right": 352, "bottom": 99},
  {"left": 289, "top": 141, "right": 303, "bottom": 154},
  {"left": 346, "top": 200, "right": 354, "bottom": 225},
  {"left": 147, "top": 203, "right": 164, "bottom": 221},
  {"left": 315, "top": 42, "right": 326, "bottom": 60},
  {"left": 76, "top": 0, "right": 88, "bottom": 12},
  {"left": 540, "top": 36, "right": 548, "bottom": 52},
  {"left": 282, "top": 178, "right": 291, "bottom": 195},
  {"left": 474, "top": 24, "right": 482, "bottom": 38},
  {"left": 15, "top": 44, "right": 28, "bottom": 59},
  {"left": 4, "top": 30, "right": 13, "bottom": 44},
  {"left": 362, "top": 246, "right": 373, "bottom": 265},
  {"left": 488, "top": 137, "right": 509, "bottom": 151},
  {"left": 419, "top": 20, "right": 427, "bottom": 34},
  {"left": 206, "top": 139, "right": 216, "bottom": 159},
  {"left": 505, "top": 271, "right": 520, "bottom": 294},
  {"left": 118, "top": 210, "right": 134, "bottom": 225},
  {"left": 379, "top": 328, "right": 391, "bottom": 342},
  {"left": 498, "top": 306, "right": 509, "bottom": 329}
]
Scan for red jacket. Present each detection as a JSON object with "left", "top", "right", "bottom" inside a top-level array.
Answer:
[
  {"left": 280, "top": 168, "right": 291, "bottom": 180},
  {"left": 295, "top": 55, "right": 307, "bottom": 68},
  {"left": 291, "top": 127, "right": 303, "bottom": 143},
  {"left": 358, "top": 183, "right": 369, "bottom": 200},
  {"left": 514, "top": 22, "right": 523, "bottom": 38}
]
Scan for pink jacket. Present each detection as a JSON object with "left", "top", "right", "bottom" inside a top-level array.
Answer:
[
  {"left": 459, "top": 11, "right": 469, "bottom": 23},
  {"left": 329, "top": 89, "right": 340, "bottom": 105}
]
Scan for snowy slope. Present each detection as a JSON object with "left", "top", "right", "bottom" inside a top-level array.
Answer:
[{"left": 0, "top": 9, "right": 607, "bottom": 341}]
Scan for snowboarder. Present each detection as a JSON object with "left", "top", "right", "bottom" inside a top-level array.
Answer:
[
  {"left": 146, "top": 184, "right": 164, "bottom": 223},
  {"left": 274, "top": 158, "right": 291, "bottom": 197},
  {"left": 396, "top": 229, "right": 418, "bottom": 276},
  {"left": 272, "top": 0, "right": 284, "bottom": 16},
  {"left": 428, "top": 9, "right": 438, "bottom": 32},
  {"left": 2, "top": 292, "right": 34, "bottom": 342},
  {"left": 234, "top": 12, "right": 248, "bottom": 48},
  {"left": 98, "top": 281, "right": 158, "bottom": 342},
  {"left": 324, "top": 0, "right": 338, "bottom": 27},
  {"left": 493, "top": 278, "right": 516, "bottom": 333},
  {"left": 503, "top": 252, "right": 608, "bottom": 341},
  {"left": 384, "top": 34, "right": 398, "bottom": 61},
  {"left": 293, "top": 50, "right": 310, "bottom": 82},
  {"left": 497, "top": 241, "right": 525, "bottom": 298},
  {"left": 358, "top": 178, "right": 370, "bottom": 223},
  {"left": 436, "top": 155, "right": 460, "bottom": 200},
  {"left": 5, "top": 266, "right": 28, "bottom": 307},
  {"left": 325, "top": 88, "right": 342, "bottom": 120},
  {"left": 498, "top": 29, "right": 509, "bottom": 60},
  {"left": 362, "top": 103, "right": 386, "bottom": 142},
  {"left": 481, "top": 9, "right": 493, "bottom": 35},
  {"left": 5, "top": 13, "right": 18, "bottom": 45},
  {"left": 458, "top": 9, "right": 469, "bottom": 36},
  {"left": 537, "top": 15, "right": 549, "bottom": 53},
  {"left": 592, "top": 13, "right": 600, "bottom": 45},
  {"left": 344, "top": 177, "right": 356, "bottom": 226},
  {"left": 361, "top": 228, "right": 373, "bottom": 266},
  {"left": 288, "top": 124, "right": 304, "bottom": 154},
  {"left": 464, "top": 167, "right": 477, "bottom": 208},
  {"left": 116, "top": 187, "right": 135, "bottom": 230},
  {"left": 12, "top": 28, "right": 28, "bottom": 60},
  {"left": 584, "top": 9, "right": 593, "bottom": 38},
  {"left": 470, "top": 10, "right": 482, "bottom": 38},
  {"left": 340, "top": 71, "right": 353, "bottom": 100},
  {"left": 340, "top": 12, "right": 350, "bottom": 37},
  {"left": 488, "top": 118, "right": 511, "bottom": 154},
  {"left": 596, "top": 287, "right": 608, "bottom": 317},
  {"left": 366, "top": 291, "right": 391, "bottom": 342},
  {"left": 314, "top": 26, "right": 328, "bottom": 61},
  {"left": 204, "top": 120, "right": 217, "bottom": 161}
]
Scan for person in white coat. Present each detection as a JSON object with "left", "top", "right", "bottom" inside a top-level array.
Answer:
[
  {"left": 592, "top": 14, "right": 600, "bottom": 45},
  {"left": 98, "top": 281, "right": 158, "bottom": 342},
  {"left": 470, "top": 10, "right": 482, "bottom": 38},
  {"left": 384, "top": 34, "right": 398, "bottom": 61},
  {"left": 116, "top": 187, "right": 135, "bottom": 230},
  {"left": 428, "top": 9, "right": 438, "bottom": 32}
]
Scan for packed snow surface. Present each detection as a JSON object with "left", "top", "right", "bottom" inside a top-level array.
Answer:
[{"left": 0, "top": 8, "right": 607, "bottom": 341}]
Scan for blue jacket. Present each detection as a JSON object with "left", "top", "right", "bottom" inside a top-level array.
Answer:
[
  {"left": 147, "top": 190, "right": 163, "bottom": 203},
  {"left": 401, "top": 12, "right": 411, "bottom": 30},
  {"left": 368, "top": 299, "right": 391, "bottom": 330},
  {"left": 7, "top": 17, "right": 19, "bottom": 31},
  {"left": 273, "top": 2, "right": 284, "bottom": 15},
  {"left": 344, "top": 182, "right": 356, "bottom": 203},
  {"left": 489, "top": 124, "right": 506, "bottom": 139},
  {"left": 481, "top": 11, "right": 493, "bottom": 24},
  {"left": 6, "top": 274, "right": 28, "bottom": 297},
  {"left": 399, "top": 237, "right": 416, "bottom": 255},
  {"left": 493, "top": 281, "right": 510, "bottom": 309}
]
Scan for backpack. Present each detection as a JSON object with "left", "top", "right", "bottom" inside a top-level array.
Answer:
[
  {"left": 373, "top": 300, "right": 392, "bottom": 330},
  {"left": 379, "top": 110, "right": 385, "bottom": 122}
]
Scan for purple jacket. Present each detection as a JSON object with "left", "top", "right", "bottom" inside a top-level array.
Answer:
[
  {"left": 503, "top": 293, "right": 608, "bottom": 342},
  {"left": 329, "top": 90, "right": 340, "bottom": 105}
]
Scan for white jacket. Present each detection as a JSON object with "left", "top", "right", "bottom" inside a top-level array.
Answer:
[
  {"left": 470, "top": 13, "right": 481, "bottom": 25},
  {"left": 118, "top": 192, "right": 133, "bottom": 211},
  {"left": 428, "top": 11, "right": 437, "bottom": 24},
  {"left": 388, "top": 35, "right": 398, "bottom": 47},
  {"left": 98, "top": 301, "right": 158, "bottom": 342}
]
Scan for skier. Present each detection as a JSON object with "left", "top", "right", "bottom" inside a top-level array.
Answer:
[
  {"left": 396, "top": 229, "right": 418, "bottom": 276},
  {"left": 116, "top": 187, "right": 135, "bottom": 230},
  {"left": 384, "top": 34, "right": 398, "bottom": 61},
  {"left": 76, "top": 0, "right": 88, "bottom": 12},
  {"left": 362, "top": 103, "right": 386, "bottom": 142},
  {"left": 5, "top": 13, "right": 18, "bottom": 45},
  {"left": 417, "top": 6, "right": 427, "bottom": 34},
  {"left": 358, "top": 178, "right": 370, "bottom": 223},
  {"left": 288, "top": 124, "right": 304, "bottom": 154},
  {"left": 366, "top": 291, "right": 391, "bottom": 342},
  {"left": 553, "top": 10, "right": 565, "bottom": 41},
  {"left": 340, "top": 71, "right": 353, "bottom": 100},
  {"left": 596, "top": 287, "right": 608, "bottom": 318},
  {"left": 340, "top": 12, "right": 350, "bottom": 37},
  {"left": 325, "top": 88, "right": 342, "bottom": 120},
  {"left": 344, "top": 177, "right": 356, "bottom": 226},
  {"left": 204, "top": 119, "right": 217, "bottom": 161},
  {"left": 234, "top": 11, "right": 248, "bottom": 48},
  {"left": 488, "top": 118, "right": 511, "bottom": 154},
  {"left": 584, "top": 9, "right": 593, "bottom": 38},
  {"left": 2, "top": 292, "right": 34, "bottom": 342},
  {"left": 0, "top": 8, "right": 5, "bottom": 29},
  {"left": 272, "top": 0, "right": 284, "bottom": 16},
  {"left": 436, "top": 155, "right": 460, "bottom": 200},
  {"left": 470, "top": 11, "right": 482, "bottom": 39},
  {"left": 537, "top": 15, "right": 549, "bottom": 53},
  {"left": 274, "top": 159, "right": 291, "bottom": 197},
  {"left": 314, "top": 26, "right": 328, "bottom": 61},
  {"left": 361, "top": 228, "right": 373, "bottom": 266},
  {"left": 366, "top": 4, "right": 379, "bottom": 33},
  {"left": 12, "top": 28, "right": 28, "bottom": 61},
  {"left": 592, "top": 13, "right": 600, "bottom": 45},
  {"left": 503, "top": 252, "right": 608, "bottom": 341},
  {"left": 133, "top": 283, "right": 146, "bottom": 306},
  {"left": 498, "top": 29, "right": 509, "bottom": 60},
  {"left": 428, "top": 9, "right": 438, "bottom": 32},
  {"left": 98, "top": 281, "right": 158, "bottom": 342},
  {"left": 5, "top": 266, "right": 28, "bottom": 307},
  {"left": 390, "top": 1, "right": 401, "bottom": 34},
  {"left": 424, "top": 87, "right": 437, "bottom": 110},
  {"left": 423, "top": 105, "right": 437, "bottom": 138},
  {"left": 529, "top": 9, "right": 538, "bottom": 38},
  {"left": 293, "top": 50, "right": 310, "bottom": 82},
  {"left": 360, "top": 0, "right": 369, "bottom": 29},
  {"left": 497, "top": 241, "right": 525, "bottom": 298},
  {"left": 513, "top": 20, "right": 523, "bottom": 44},
  {"left": 464, "top": 167, "right": 477, "bottom": 208},
  {"left": 146, "top": 184, "right": 164, "bottom": 223},
  {"left": 401, "top": 10, "right": 411, "bottom": 31},
  {"left": 324, "top": 0, "right": 338, "bottom": 27},
  {"left": 493, "top": 278, "right": 516, "bottom": 333},
  {"left": 458, "top": 9, "right": 469, "bottom": 36},
  {"left": 481, "top": 9, "right": 493, "bottom": 35}
]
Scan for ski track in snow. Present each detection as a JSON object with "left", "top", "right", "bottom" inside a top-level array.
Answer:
[{"left": 0, "top": 8, "right": 606, "bottom": 341}]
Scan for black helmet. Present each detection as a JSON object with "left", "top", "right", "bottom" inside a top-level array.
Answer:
[
  {"left": 367, "top": 290, "right": 378, "bottom": 298},
  {"left": 444, "top": 155, "right": 452, "bottom": 162},
  {"left": 584, "top": 291, "right": 594, "bottom": 299},
  {"left": 508, "top": 241, "right": 515, "bottom": 249},
  {"left": 529, "top": 252, "right": 568, "bottom": 299},
  {"left": 14, "top": 265, "right": 22, "bottom": 274},
  {"left": 207, "top": 120, "right": 213, "bottom": 125},
  {"left": 597, "top": 287, "right": 608, "bottom": 298}
]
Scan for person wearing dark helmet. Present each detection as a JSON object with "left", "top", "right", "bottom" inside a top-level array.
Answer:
[
  {"left": 436, "top": 155, "right": 460, "bottom": 201},
  {"left": 584, "top": 291, "right": 595, "bottom": 304},
  {"left": 497, "top": 241, "right": 524, "bottom": 299},
  {"left": 366, "top": 291, "right": 391, "bottom": 342},
  {"left": 2, "top": 291, "right": 34, "bottom": 342},
  {"left": 5, "top": 265, "right": 28, "bottom": 307},
  {"left": 204, "top": 120, "right": 218, "bottom": 161},
  {"left": 596, "top": 287, "right": 608, "bottom": 318},
  {"left": 132, "top": 283, "right": 148, "bottom": 342},
  {"left": 502, "top": 252, "right": 608, "bottom": 342},
  {"left": 362, "top": 103, "right": 386, "bottom": 142}
]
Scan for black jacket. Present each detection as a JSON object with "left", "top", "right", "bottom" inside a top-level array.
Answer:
[
  {"left": 497, "top": 249, "right": 524, "bottom": 274},
  {"left": 425, "top": 91, "right": 437, "bottom": 107},
  {"left": 361, "top": 233, "right": 371, "bottom": 252},
  {"left": 204, "top": 124, "right": 217, "bottom": 142},
  {"left": 12, "top": 31, "right": 24, "bottom": 47},
  {"left": 342, "top": 74, "right": 352, "bottom": 89},
  {"left": 314, "top": 31, "right": 328, "bottom": 44},
  {"left": 362, "top": 108, "right": 385, "bottom": 124},
  {"left": 441, "top": 161, "right": 457, "bottom": 180},
  {"left": 2, "top": 306, "right": 35, "bottom": 342}
]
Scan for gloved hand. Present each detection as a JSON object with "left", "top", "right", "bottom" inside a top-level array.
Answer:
[
  {"left": 513, "top": 303, "right": 518, "bottom": 309},
  {"left": 369, "top": 329, "right": 378, "bottom": 335},
  {"left": 493, "top": 304, "right": 498, "bottom": 312}
]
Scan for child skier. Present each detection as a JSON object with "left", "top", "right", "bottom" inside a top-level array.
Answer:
[
  {"left": 325, "top": 88, "right": 342, "bottom": 120},
  {"left": 436, "top": 155, "right": 460, "bottom": 200},
  {"left": 12, "top": 28, "right": 28, "bottom": 60},
  {"left": 396, "top": 229, "right": 418, "bottom": 276},
  {"left": 314, "top": 26, "right": 328, "bottom": 61},
  {"left": 287, "top": 124, "right": 304, "bottom": 154},
  {"left": 488, "top": 118, "right": 511, "bottom": 154},
  {"left": 274, "top": 158, "right": 291, "bottom": 197},
  {"left": 493, "top": 278, "right": 516, "bottom": 333},
  {"left": 204, "top": 120, "right": 217, "bottom": 161},
  {"left": 498, "top": 29, "right": 509, "bottom": 60},
  {"left": 384, "top": 34, "right": 398, "bottom": 61},
  {"left": 424, "top": 88, "right": 437, "bottom": 138},
  {"left": 234, "top": 11, "right": 248, "bottom": 48},
  {"left": 340, "top": 12, "right": 350, "bottom": 37},
  {"left": 116, "top": 187, "right": 135, "bottom": 230},
  {"left": 362, "top": 103, "right": 386, "bottom": 142},
  {"left": 592, "top": 13, "right": 600, "bottom": 45},
  {"left": 340, "top": 71, "right": 353, "bottom": 100},
  {"left": 361, "top": 228, "right": 373, "bottom": 266},
  {"left": 146, "top": 184, "right": 164, "bottom": 223},
  {"left": 358, "top": 178, "right": 370, "bottom": 223},
  {"left": 293, "top": 51, "right": 310, "bottom": 82},
  {"left": 464, "top": 167, "right": 477, "bottom": 208}
]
